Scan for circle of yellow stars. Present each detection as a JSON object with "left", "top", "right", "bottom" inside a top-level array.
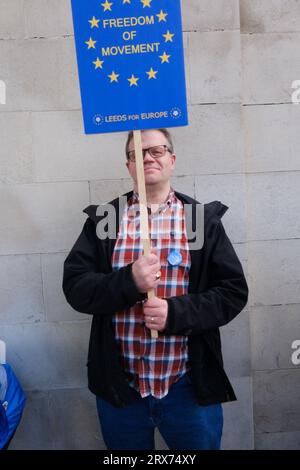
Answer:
[{"left": 85, "top": 1, "right": 174, "bottom": 86}]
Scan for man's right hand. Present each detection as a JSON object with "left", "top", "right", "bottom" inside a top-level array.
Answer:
[{"left": 131, "top": 249, "right": 161, "bottom": 293}]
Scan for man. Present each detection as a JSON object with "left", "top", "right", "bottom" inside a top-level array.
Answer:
[{"left": 63, "top": 128, "right": 248, "bottom": 450}]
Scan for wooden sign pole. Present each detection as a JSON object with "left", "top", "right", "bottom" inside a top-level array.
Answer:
[{"left": 133, "top": 130, "right": 158, "bottom": 339}]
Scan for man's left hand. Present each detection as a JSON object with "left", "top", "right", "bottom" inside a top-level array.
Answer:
[{"left": 143, "top": 296, "right": 168, "bottom": 332}]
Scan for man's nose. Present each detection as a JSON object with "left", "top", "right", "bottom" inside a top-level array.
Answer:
[{"left": 143, "top": 149, "right": 155, "bottom": 161}]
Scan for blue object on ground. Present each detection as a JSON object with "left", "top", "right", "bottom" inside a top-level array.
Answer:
[{"left": 0, "top": 363, "right": 26, "bottom": 450}]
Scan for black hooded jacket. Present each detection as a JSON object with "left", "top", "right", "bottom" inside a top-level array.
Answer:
[{"left": 63, "top": 191, "right": 248, "bottom": 407}]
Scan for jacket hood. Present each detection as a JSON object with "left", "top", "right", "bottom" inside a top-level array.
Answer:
[
  {"left": 83, "top": 204, "right": 105, "bottom": 224},
  {"left": 204, "top": 200, "right": 228, "bottom": 221}
]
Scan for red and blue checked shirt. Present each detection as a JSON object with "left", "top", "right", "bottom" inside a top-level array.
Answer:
[{"left": 111, "top": 189, "right": 191, "bottom": 399}]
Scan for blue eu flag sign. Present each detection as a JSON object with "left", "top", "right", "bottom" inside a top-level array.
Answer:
[{"left": 71, "top": 0, "right": 188, "bottom": 134}]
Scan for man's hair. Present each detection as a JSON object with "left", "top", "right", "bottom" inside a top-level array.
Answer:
[{"left": 125, "top": 128, "right": 174, "bottom": 157}]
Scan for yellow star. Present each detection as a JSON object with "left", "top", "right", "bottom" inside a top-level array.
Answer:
[
  {"left": 163, "top": 30, "right": 174, "bottom": 43},
  {"left": 89, "top": 16, "right": 100, "bottom": 28},
  {"left": 85, "top": 37, "right": 97, "bottom": 49},
  {"left": 146, "top": 68, "right": 158, "bottom": 80},
  {"left": 93, "top": 58, "right": 104, "bottom": 69},
  {"left": 101, "top": 0, "right": 113, "bottom": 11},
  {"left": 156, "top": 10, "right": 168, "bottom": 22},
  {"left": 123, "top": 0, "right": 131, "bottom": 3},
  {"left": 128, "top": 74, "right": 139, "bottom": 87},
  {"left": 159, "top": 51, "right": 171, "bottom": 63},
  {"left": 108, "top": 71, "right": 119, "bottom": 83},
  {"left": 141, "top": 0, "right": 151, "bottom": 7}
]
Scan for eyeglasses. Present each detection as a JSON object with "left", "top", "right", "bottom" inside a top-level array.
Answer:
[{"left": 126, "top": 145, "right": 172, "bottom": 162}]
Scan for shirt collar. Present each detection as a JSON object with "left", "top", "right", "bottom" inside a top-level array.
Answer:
[{"left": 130, "top": 188, "right": 175, "bottom": 215}]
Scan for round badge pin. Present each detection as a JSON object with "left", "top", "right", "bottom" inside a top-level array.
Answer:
[{"left": 167, "top": 250, "right": 182, "bottom": 266}]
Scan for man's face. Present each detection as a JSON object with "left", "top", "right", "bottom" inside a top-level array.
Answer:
[{"left": 126, "top": 130, "right": 176, "bottom": 187}]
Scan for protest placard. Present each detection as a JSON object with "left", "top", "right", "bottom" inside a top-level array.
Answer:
[{"left": 71, "top": 0, "right": 188, "bottom": 134}]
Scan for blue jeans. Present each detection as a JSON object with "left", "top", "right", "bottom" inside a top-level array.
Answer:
[{"left": 96, "top": 374, "right": 223, "bottom": 450}]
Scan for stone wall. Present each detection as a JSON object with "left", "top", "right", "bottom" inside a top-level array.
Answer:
[{"left": 0, "top": 0, "right": 299, "bottom": 449}]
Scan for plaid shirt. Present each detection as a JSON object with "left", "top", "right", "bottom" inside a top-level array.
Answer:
[{"left": 111, "top": 189, "right": 191, "bottom": 399}]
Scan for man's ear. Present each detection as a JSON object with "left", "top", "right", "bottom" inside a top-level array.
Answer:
[{"left": 171, "top": 153, "right": 176, "bottom": 168}]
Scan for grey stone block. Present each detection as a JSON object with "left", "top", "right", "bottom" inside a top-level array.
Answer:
[
  {"left": 183, "top": 32, "right": 191, "bottom": 105},
  {"left": 221, "top": 376, "right": 254, "bottom": 449},
  {"left": 221, "top": 309, "right": 251, "bottom": 378},
  {"left": 247, "top": 172, "right": 300, "bottom": 241},
  {"left": 251, "top": 304, "right": 300, "bottom": 371},
  {"left": 254, "top": 369, "right": 300, "bottom": 433},
  {"left": 255, "top": 430, "right": 300, "bottom": 450},
  {"left": 0, "top": 182, "right": 89, "bottom": 255},
  {"left": 188, "top": 31, "right": 241, "bottom": 104},
  {"left": 0, "top": 0, "right": 25, "bottom": 39},
  {"left": 233, "top": 243, "right": 248, "bottom": 281},
  {"left": 25, "top": 0, "right": 74, "bottom": 38},
  {"left": 90, "top": 179, "right": 132, "bottom": 205},
  {"left": 49, "top": 388, "right": 102, "bottom": 450},
  {"left": 172, "top": 104, "right": 245, "bottom": 176},
  {"left": 0, "top": 37, "right": 80, "bottom": 111},
  {"left": 0, "top": 0, "right": 73, "bottom": 40},
  {"left": 195, "top": 174, "right": 247, "bottom": 243},
  {"left": 241, "top": 0, "right": 300, "bottom": 33},
  {"left": 171, "top": 176, "right": 195, "bottom": 198},
  {"left": 244, "top": 104, "right": 300, "bottom": 173},
  {"left": 32, "top": 111, "right": 128, "bottom": 182},
  {"left": 10, "top": 388, "right": 101, "bottom": 450},
  {"left": 248, "top": 239, "right": 300, "bottom": 306},
  {"left": 0, "top": 112, "right": 34, "bottom": 184},
  {"left": 1, "top": 321, "right": 91, "bottom": 390},
  {"left": 41, "top": 252, "right": 89, "bottom": 322},
  {"left": 0, "top": 254, "right": 44, "bottom": 325},
  {"left": 9, "top": 390, "right": 53, "bottom": 450},
  {"left": 182, "top": 0, "right": 240, "bottom": 32},
  {"left": 242, "top": 33, "right": 300, "bottom": 104}
]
